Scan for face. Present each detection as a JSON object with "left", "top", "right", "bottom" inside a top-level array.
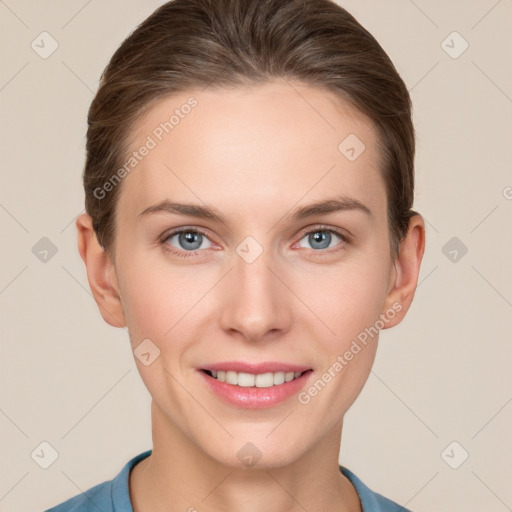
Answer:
[{"left": 106, "top": 81, "right": 401, "bottom": 468}]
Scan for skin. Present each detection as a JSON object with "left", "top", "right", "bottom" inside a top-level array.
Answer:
[{"left": 77, "top": 80, "right": 425, "bottom": 512}]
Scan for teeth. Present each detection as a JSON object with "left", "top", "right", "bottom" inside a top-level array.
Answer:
[
  {"left": 226, "top": 371, "right": 238, "bottom": 385},
  {"left": 207, "top": 370, "right": 305, "bottom": 387},
  {"left": 238, "top": 372, "right": 255, "bottom": 387},
  {"left": 273, "top": 372, "right": 285, "bottom": 385},
  {"left": 255, "top": 372, "right": 274, "bottom": 388}
]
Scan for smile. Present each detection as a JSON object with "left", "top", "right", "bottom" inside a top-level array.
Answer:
[
  {"left": 199, "top": 363, "right": 313, "bottom": 408},
  {"left": 202, "top": 369, "right": 306, "bottom": 388}
]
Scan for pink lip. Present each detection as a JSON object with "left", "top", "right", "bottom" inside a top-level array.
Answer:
[
  {"left": 198, "top": 362, "right": 313, "bottom": 409},
  {"left": 200, "top": 361, "right": 311, "bottom": 373}
]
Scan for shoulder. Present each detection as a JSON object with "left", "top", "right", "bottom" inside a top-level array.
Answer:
[
  {"left": 44, "top": 480, "right": 112, "bottom": 512},
  {"left": 339, "top": 465, "right": 412, "bottom": 512},
  {"left": 44, "top": 450, "right": 152, "bottom": 512}
]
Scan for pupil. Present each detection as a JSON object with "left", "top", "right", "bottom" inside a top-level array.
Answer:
[
  {"left": 180, "top": 231, "right": 201, "bottom": 250},
  {"left": 310, "top": 231, "right": 330, "bottom": 249}
]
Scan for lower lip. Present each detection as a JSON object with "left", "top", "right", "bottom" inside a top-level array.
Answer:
[{"left": 199, "top": 370, "right": 313, "bottom": 409}]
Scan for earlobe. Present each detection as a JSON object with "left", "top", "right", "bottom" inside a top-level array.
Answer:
[
  {"left": 381, "top": 214, "right": 426, "bottom": 328},
  {"left": 76, "top": 213, "right": 126, "bottom": 328}
]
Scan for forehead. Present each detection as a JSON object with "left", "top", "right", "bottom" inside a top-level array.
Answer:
[{"left": 117, "top": 81, "right": 386, "bottom": 223}]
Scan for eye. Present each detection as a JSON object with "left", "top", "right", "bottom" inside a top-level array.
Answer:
[
  {"left": 163, "top": 228, "right": 213, "bottom": 254},
  {"left": 296, "top": 228, "right": 346, "bottom": 251}
]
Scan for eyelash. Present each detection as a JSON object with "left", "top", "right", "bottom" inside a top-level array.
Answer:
[{"left": 158, "top": 225, "right": 351, "bottom": 259}]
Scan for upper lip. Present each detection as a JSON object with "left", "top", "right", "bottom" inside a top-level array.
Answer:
[{"left": 200, "top": 361, "right": 312, "bottom": 374}]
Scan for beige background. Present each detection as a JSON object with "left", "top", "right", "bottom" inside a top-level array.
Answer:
[{"left": 1, "top": 1, "right": 511, "bottom": 511}]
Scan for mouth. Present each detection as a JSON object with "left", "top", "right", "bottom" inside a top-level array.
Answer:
[
  {"left": 201, "top": 369, "right": 309, "bottom": 387},
  {"left": 198, "top": 363, "right": 313, "bottom": 408}
]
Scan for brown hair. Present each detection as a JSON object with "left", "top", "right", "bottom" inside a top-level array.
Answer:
[{"left": 84, "top": 0, "right": 416, "bottom": 257}]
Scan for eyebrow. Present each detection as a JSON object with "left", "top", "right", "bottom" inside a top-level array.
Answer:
[{"left": 137, "top": 196, "right": 372, "bottom": 224}]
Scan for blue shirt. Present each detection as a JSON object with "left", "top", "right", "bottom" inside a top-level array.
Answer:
[{"left": 45, "top": 450, "right": 410, "bottom": 512}]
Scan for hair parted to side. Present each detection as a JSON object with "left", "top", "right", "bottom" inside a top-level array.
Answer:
[{"left": 84, "top": 0, "right": 416, "bottom": 258}]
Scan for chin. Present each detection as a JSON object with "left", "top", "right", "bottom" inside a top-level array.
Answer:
[{"left": 201, "top": 434, "right": 309, "bottom": 471}]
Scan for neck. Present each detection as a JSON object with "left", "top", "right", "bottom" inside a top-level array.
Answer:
[{"left": 129, "top": 401, "right": 361, "bottom": 512}]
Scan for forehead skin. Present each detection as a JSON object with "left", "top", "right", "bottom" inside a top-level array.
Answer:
[{"left": 114, "top": 80, "right": 388, "bottom": 252}]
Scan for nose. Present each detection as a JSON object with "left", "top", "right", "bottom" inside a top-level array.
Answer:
[{"left": 218, "top": 248, "right": 293, "bottom": 343}]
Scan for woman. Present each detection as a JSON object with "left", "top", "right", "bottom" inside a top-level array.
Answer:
[{"left": 47, "top": 0, "right": 425, "bottom": 510}]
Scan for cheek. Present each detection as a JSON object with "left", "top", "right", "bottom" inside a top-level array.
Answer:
[
  {"left": 116, "top": 254, "right": 181, "bottom": 342},
  {"left": 294, "top": 259, "right": 389, "bottom": 422},
  {"left": 116, "top": 252, "right": 219, "bottom": 353},
  {"left": 293, "top": 255, "right": 392, "bottom": 348},
  {"left": 115, "top": 257, "right": 197, "bottom": 405}
]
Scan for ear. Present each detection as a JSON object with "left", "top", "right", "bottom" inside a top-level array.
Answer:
[
  {"left": 381, "top": 214, "right": 425, "bottom": 328},
  {"left": 76, "top": 213, "right": 126, "bottom": 328}
]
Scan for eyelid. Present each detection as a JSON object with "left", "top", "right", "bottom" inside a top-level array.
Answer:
[
  {"left": 159, "top": 225, "right": 214, "bottom": 243},
  {"left": 294, "top": 223, "right": 352, "bottom": 244}
]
